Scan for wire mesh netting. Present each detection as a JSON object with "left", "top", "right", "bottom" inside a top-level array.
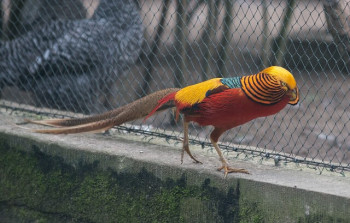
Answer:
[{"left": 1, "top": 0, "right": 350, "bottom": 173}]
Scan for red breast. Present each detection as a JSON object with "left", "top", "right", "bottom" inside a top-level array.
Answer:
[{"left": 184, "top": 88, "right": 290, "bottom": 129}]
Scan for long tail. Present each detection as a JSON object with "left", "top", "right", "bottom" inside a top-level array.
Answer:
[
  {"left": 144, "top": 91, "right": 177, "bottom": 120},
  {"left": 27, "top": 88, "right": 179, "bottom": 134},
  {"left": 24, "top": 106, "right": 126, "bottom": 127}
]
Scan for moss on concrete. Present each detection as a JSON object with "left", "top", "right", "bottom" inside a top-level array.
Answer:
[
  {"left": 0, "top": 135, "right": 265, "bottom": 222},
  {"left": 1, "top": 130, "right": 349, "bottom": 223},
  {"left": 297, "top": 214, "right": 347, "bottom": 223}
]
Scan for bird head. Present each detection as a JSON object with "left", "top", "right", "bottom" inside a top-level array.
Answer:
[{"left": 261, "top": 66, "right": 299, "bottom": 105}]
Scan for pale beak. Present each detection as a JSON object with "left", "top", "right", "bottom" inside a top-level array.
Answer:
[{"left": 287, "top": 87, "right": 299, "bottom": 105}]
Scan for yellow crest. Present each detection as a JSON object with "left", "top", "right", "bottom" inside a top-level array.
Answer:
[{"left": 261, "top": 66, "right": 297, "bottom": 90}]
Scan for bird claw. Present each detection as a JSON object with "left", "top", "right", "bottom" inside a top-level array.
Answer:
[
  {"left": 217, "top": 165, "right": 250, "bottom": 178},
  {"left": 181, "top": 144, "right": 202, "bottom": 164}
]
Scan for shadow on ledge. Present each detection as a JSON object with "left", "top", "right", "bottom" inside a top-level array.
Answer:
[{"left": 0, "top": 137, "right": 264, "bottom": 223}]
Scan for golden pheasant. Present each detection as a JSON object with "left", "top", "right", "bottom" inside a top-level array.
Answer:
[{"left": 26, "top": 66, "right": 299, "bottom": 177}]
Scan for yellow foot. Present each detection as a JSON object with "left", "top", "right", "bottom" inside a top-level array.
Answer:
[
  {"left": 181, "top": 144, "right": 202, "bottom": 164},
  {"left": 217, "top": 165, "right": 249, "bottom": 177}
]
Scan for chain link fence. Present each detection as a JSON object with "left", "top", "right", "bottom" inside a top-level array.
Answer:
[{"left": 1, "top": 0, "right": 350, "bottom": 173}]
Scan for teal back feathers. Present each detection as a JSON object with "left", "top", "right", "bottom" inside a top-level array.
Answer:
[{"left": 220, "top": 77, "right": 242, "bottom": 89}]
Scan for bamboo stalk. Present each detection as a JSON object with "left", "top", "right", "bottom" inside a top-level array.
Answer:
[
  {"left": 173, "top": 0, "right": 188, "bottom": 88},
  {"left": 261, "top": 0, "right": 270, "bottom": 67},
  {"left": 138, "top": 0, "right": 171, "bottom": 97},
  {"left": 272, "top": 0, "right": 296, "bottom": 66},
  {"left": 186, "top": 0, "right": 205, "bottom": 25},
  {"left": 200, "top": 0, "right": 220, "bottom": 80},
  {"left": 217, "top": 0, "right": 233, "bottom": 77}
]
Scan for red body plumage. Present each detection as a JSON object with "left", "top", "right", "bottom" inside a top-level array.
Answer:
[
  {"left": 184, "top": 88, "right": 290, "bottom": 129},
  {"left": 145, "top": 91, "right": 177, "bottom": 120},
  {"left": 147, "top": 87, "right": 290, "bottom": 131}
]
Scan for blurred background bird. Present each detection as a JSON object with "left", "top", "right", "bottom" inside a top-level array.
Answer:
[
  {"left": 0, "top": 0, "right": 143, "bottom": 114},
  {"left": 26, "top": 66, "right": 299, "bottom": 177}
]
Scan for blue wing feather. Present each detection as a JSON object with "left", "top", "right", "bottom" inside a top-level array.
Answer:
[{"left": 220, "top": 77, "right": 242, "bottom": 89}]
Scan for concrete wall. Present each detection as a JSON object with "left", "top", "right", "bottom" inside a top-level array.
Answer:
[{"left": 0, "top": 106, "right": 349, "bottom": 223}]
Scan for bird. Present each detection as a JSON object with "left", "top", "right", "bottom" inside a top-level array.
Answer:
[
  {"left": 0, "top": 0, "right": 143, "bottom": 113},
  {"left": 25, "top": 66, "right": 299, "bottom": 177}
]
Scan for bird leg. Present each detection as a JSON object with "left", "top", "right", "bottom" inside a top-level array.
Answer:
[
  {"left": 210, "top": 128, "right": 249, "bottom": 177},
  {"left": 181, "top": 121, "right": 202, "bottom": 164},
  {"left": 211, "top": 139, "right": 249, "bottom": 177}
]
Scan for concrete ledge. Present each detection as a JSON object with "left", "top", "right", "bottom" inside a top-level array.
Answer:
[{"left": 0, "top": 108, "right": 349, "bottom": 222}]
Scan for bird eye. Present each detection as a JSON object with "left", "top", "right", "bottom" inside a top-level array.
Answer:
[{"left": 281, "top": 82, "right": 287, "bottom": 87}]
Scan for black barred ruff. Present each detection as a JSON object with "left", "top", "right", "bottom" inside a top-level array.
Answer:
[{"left": 240, "top": 72, "right": 286, "bottom": 105}]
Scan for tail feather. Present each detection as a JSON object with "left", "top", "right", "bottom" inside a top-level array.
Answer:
[
  {"left": 144, "top": 91, "right": 177, "bottom": 121},
  {"left": 27, "top": 88, "right": 179, "bottom": 134},
  {"left": 24, "top": 106, "right": 125, "bottom": 127},
  {"left": 33, "top": 119, "right": 116, "bottom": 134},
  {"left": 23, "top": 118, "right": 70, "bottom": 127},
  {"left": 32, "top": 109, "right": 131, "bottom": 134}
]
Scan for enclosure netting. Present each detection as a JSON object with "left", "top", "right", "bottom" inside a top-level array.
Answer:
[{"left": 1, "top": 0, "right": 349, "bottom": 173}]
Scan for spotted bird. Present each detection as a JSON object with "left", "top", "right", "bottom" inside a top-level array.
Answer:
[{"left": 24, "top": 66, "right": 299, "bottom": 177}]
